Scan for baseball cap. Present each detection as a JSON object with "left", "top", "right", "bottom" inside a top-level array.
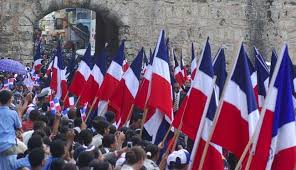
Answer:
[{"left": 167, "top": 149, "right": 190, "bottom": 169}]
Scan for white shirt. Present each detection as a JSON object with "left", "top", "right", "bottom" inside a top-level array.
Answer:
[{"left": 90, "top": 133, "right": 103, "bottom": 148}]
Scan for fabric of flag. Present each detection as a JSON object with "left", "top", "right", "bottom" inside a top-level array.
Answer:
[
  {"left": 247, "top": 55, "right": 258, "bottom": 108},
  {"left": 211, "top": 43, "right": 260, "bottom": 158},
  {"left": 270, "top": 49, "right": 277, "bottom": 82},
  {"left": 180, "top": 53, "right": 187, "bottom": 81},
  {"left": 109, "top": 48, "right": 144, "bottom": 127},
  {"left": 46, "top": 60, "right": 53, "bottom": 77},
  {"left": 248, "top": 44, "right": 296, "bottom": 170},
  {"left": 79, "top": 48, "right": 107, "bottom": 105},
  {"left": 254, "top": 48, "right": 269, "bottom": 110},
  {"left": 134, "top": 47, "right": 154, "bottom": 110},
  {"left": 50, "top": 97, "right": 61, "bottom": 115},
  {"left": 97, "top": 41, "right": 125, "bottom": 116},
  {"left": 3, "top": 78, "right": 14, "bottom": 89},
  {"left": 80, "top": 103, "right": 88, "bottom": 121},
  {"left": 172, "top": 38, "right": 214, "bottom": 140},
  {"left": 191, "top": 43, "right": 197, "bottom": 79},
  {"left": 69, "top": 44, "right": 93, "bottom": 96},
  {"left": 190, "top": 48, "right": 225, "bottom": 170},
  {"left": 174, "top": 50, "right": 185, "bottom": 87},
  {"left": 147, "top": 30, "right": 173, "bottom": 120},
  {"left": 33, "top": 41, "right": 42, "bottom": 72},
  {"left": 123, "top": 59, "right": 129, "bottom": 72},
  {"left": 49, "top": 41, "right": 69, "bottom": 104}
]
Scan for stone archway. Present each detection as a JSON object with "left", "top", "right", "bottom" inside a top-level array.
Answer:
[{"left": 7, "top": 0, "right": 126, "bottom": 64}]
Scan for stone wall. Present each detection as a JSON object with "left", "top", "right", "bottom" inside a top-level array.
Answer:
[{"left": 0, "top": 0, "right": 291, "bottom": 66}]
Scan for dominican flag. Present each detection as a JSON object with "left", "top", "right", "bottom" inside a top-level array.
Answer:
[
  {"left": 109, "top": 48, "right": 144, "bottom": 127},
  {"left": 172, "top": 38, "right": 214, "bottom": 140},
  {"left": 189, "top": 48, "right": 226, "bottom": 170},
  {"left": 33, "top": 41, "right": 42, "bottom": 72},
  {"left": 50, "top": 97, "right": 61, "bottom": 115},
  {"left": 147, "top": 30, "right": 173, "bottom": 120},
  {"left": 254, "top": 47, "right": 269, "bottom": 110},
  {"left": 49, "top": 41, "right": 69, "bottom": 103},
  {"left": 80, "top": 103, "right": 88, "bottom": 121},
  {"left": 142, "top": 51, "right": 149, "bottom": 74},
  {"left": 180, "top": 53, "right": 187, "bottom": 81},
  {"left": 97, "top": 41, "right": 125, "bottom": 116},
  {"left": 46, "top": 59, "right": 53, "bottom": 77},
  {"left": 174, "top": 50, "right": 185, "bottom": 87},
  {"left": 248, "top": 44, "right": 296, "bottom": 170},
  {"left": 247, "top": 55, "right": 258, "bottom": 107},
  {"left": 123, "top": 58, "right": 129, "bottom": 72},
  {"left": 69, "top": 44, "right": 93, "bottom": 97},
  {"left": 79, "top": 48, "right": 107, "bottom": 105},
  {"left": 144, "top": 30, "right": 173, "bottom": 144},
  {"left": 270, "top": 49, "right": 278, "bottom": 82},
  {"left": 3, "top": 78, "right": 14, "bottom": 89},
  {"left": 191, "top": 43, "right": 197, "bottom": 79},
  {"left": 211, "top": 43, "right": 260, "bottom": 158},
  {"left": 134, "top": 47, "right": 154, "bottom": 110}
]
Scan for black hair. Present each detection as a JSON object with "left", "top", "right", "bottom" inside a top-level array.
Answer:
[
  {"left": 144, "top": 144, "right": 159, "bottom": 160},
  {"left": 74, "top": 118, "right": 82, "bottom": 127},
  {"left": 102, "top": 134, "right": 116, "bottom": 148},
  {"left": 50, "top": 158, "right": 65, "bottom": 170},
  {"left": 77, "top": 151, "right": 95, "bottom": 168},
  {"left": 68, "top": 109, "right": 77, "bottom": 120},
  {"left": 33, "top": 121, "right": 46, "bottom": 131},
  {"left": 50, "top": 139, "right": 65, "bottom": 158},
  {"left": 108, "top": 124, "right": 117, "bottom": 134},
  {"left": 0, "top": 90, "right": 12, "bottom": 104},
  {"left": 93, "top": 120, "right": 109, "bottom": 135},
  {"left": 29, "top": 109, "right": 40, "bottom": 121},
  {"left": 28, "top": 147, "right": 45, "bottom": 168},
  {"left": 28, "top": 135, "right": 43, "bottom": 151},
  {"left": 89, "top": 160, "right": 110, "bottom": 170},
  {"left": 78, "top": 129, "right": 93, "bottom": 146},
  {"left": 125, "top": 146, "right": 146, "bottom": 165},
  {"left": 104, "top": 111, "right": 115, "bottom": 123}
]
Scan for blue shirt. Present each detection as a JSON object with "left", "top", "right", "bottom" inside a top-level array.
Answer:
[{"left": 0, "top": 106, "right": 21, "bottom": 152}]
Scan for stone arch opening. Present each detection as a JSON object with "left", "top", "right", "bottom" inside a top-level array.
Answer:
[{"left": 16, "top": 0, "right": 125, "bottom": 63}]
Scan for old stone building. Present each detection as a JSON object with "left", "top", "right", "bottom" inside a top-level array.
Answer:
[{"left": 0, "top": 0, "right": 295, "bottom": 65}]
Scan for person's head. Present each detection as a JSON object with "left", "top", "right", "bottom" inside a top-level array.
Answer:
[
  {"left": 78, "top": 129, "right": 93, "bottom": 146},
  {"left": 131, "top": 112, "right": 143, "bottom": 130},
  {"left": 0, "top": 90, "right": 13, "bottom": 105},
  {"left": 102, "top": 134, "right": 116, "bottom": 149},
  {"left": 145, "top": 144, "right": 160, "bottom": 161},
  {"left": 76, "top": 151, "right": 95, "bottom": 168},
  {"left": 89, "top": 160, "right": 112, "bottom": 170},
  {"left": 74, "top": 118, "right": 82, "bottom": 128},
  {"left": 28, "top": 135, "right": 43, "bottom": 152},
  {"left": 50, "top": 139, "right": 65, "bottom": 158},
  {"left": 29, "top": 110, "right": 41, "bottom": 122},
  {"left": 93, "top": 120, "right": 110, "bottom": 135},
  {"left": 167, "top": 149, "right": 190, "bottom": 170},
  {"left": 68, "top": 109, "right": 77, "bottom": 120},
  {"left": 104, "top": 111, "right": 115, "bottom": 124},
  {"left": 28, "top": 148, "right": 45, "bottom": 169},
  {"left": 173, "top": 82, "right": 180, "bottom": 93},
  {"left": 33, "top": 121, "right": 46, "bottom": 131},
  {"left": 125, "top": 146, "right": 146, "bottom": 169},
  {"left": 108, "top": 125, "right": 117, "bottom": 134},
  {"left": 50, "top": 158, "right": 65, "bottom": 170}
]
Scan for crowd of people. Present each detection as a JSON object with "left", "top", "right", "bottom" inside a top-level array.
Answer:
[{"left": 0, "top": 44, "right": 237, "bottom": 170}]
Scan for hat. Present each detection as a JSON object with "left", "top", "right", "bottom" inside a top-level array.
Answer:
[
  {"left": 167, "top": 149, "right": 190, "bottom": 168},
  {"left": 37, "top": 88, "right": 50, "bottom": 98}
]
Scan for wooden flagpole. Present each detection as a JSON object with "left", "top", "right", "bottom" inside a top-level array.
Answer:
[
  {"left": 234, "top": 44, "right": 285, "bottom": 170},
  {"left": 74, "top": 95, "right": 81, "bottom": 107},
  {"left": 123, "top": 104, "right": 135, "bottom": 127},
  {"left": 62, "top": 91, "right": 69, "bottom": 103},
  {"left": 198, "top": 41, "right": 242, "bottom": 170},
  {"left": 84, "top": 96, "right": 98, "bottom": 123}
]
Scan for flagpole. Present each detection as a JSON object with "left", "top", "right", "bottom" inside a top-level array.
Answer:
[
  {"left": 123, "top": 104, "right": 134, "bottom": 127},
  {"left": 84, "top": 96, "right": 98, "bottom": 123},
  {"left": 62, "top": 91, "right": 69, "bottom": 103},
  {"left": 187, "top": 76, "right": 216, "bottom": 169},
  {"left": 198, "top": 41, "right": 242, "bottom": 170},
  {"left": 234, "top": 44, "right": 285, "bottom": 170},
  {"left": 140, "top": 107, "right": 148, "bottom": 137},
  {"left": 75, "top": 95, "right": 82, "bottom": 107}
]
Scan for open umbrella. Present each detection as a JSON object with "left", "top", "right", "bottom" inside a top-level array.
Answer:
[{"left": 0, "top": 59, "right": 27, "bottom": 74}]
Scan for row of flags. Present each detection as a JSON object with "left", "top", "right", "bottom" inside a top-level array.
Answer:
[{"left": 34, "top": 30, "right": 295, "bottom": 169}]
